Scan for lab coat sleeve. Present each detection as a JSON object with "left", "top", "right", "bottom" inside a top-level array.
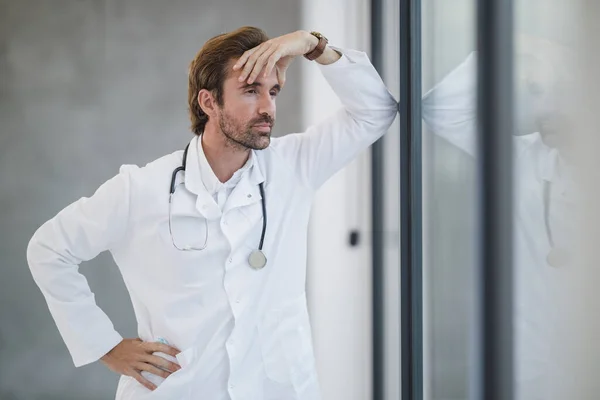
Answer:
[
  {"left": 422, "top": 51, "right": 477, "bottom": 156},
  {"left": 26, "top": 165, "right": 135, "bottom": 367},
  {"left": 276, "top": 48, "right": 398, "bottom": 190}
]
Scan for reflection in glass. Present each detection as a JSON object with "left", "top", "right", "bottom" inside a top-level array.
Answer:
[{"left": 421, "top": 1, "right": 582, "bottom": 399}]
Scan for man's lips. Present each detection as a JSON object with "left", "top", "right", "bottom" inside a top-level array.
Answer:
[{"left": 253, "top": 123, "right": 272, "bottom": 131}]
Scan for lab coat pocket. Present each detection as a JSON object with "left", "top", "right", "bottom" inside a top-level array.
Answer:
[
  {"left": 258, "top": 293, "right": 315, "bottom": 386},
  {"left": 116, "top": 346, "right": 196, "bottom": 400}
]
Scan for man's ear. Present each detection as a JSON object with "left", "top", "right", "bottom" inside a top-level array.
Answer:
[{"left": 198, "top": 89, "right": 218, "bottom": 118}]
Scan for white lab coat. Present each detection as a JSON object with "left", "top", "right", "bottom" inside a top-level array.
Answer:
[
  {"left": 422, "top": 52, "right": 576, "bottom": 400},
  {"left": 26, "top": 48, "right": 398, "bottom": 400}
]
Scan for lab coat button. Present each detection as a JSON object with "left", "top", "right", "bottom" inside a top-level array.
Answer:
[{"left": 228, "top": 257, "right": 233, "bottom": 263}]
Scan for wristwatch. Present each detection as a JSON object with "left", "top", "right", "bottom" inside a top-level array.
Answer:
[{"left": 304, "top": 31, "right": 328, "bottom": 61}]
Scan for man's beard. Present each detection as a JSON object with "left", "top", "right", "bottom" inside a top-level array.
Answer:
[{"left": 219, "top": 109, "right": 274, "bottom": 151}]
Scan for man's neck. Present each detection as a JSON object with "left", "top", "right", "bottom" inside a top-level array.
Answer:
[{"left": 201, "top": 128, "right": 250, "bottom": 183}]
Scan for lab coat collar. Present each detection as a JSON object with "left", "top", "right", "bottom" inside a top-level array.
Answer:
[
  {"left": 183, "top": 136, "right": 266, "bottom": 215},
  {"left": 197, "top": 136, "right": 224, "bottom": 196},
  {"left": 182, "top": 136, "right": 220, "bottom": 219},
  {"left": 183, "top": 135, "right": 204, "bottom": 196},
  {"left": 247, "top": 150, "right": 265, "bottom": 186}
]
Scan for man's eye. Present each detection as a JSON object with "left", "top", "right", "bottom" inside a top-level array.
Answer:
[
  {"left": 270, "top": 91, "right": 278, "bottom": 97},
  {"left": 247, "top": 89, "right": 257, "bottom": 94}
]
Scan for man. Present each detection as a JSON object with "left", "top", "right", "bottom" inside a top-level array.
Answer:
[
  {"left": 26, "top": 27, "right": 398, "bottom": 399},
  {"left": 422, "top": 35, "right": 577, "bottom": 400}
]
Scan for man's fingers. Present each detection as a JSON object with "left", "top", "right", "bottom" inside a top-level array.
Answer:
[
  {"left": 248, "top": 47, "right": 278, "bottom": 84},
  {"left": 264, "top": 49, "right": 282, "bottom": 79},
  {"left": 131, "top": 371, "right": 157, "bottom": 391},
  {"left": 143, "top": 354, "right": 181, "bottom": 373},
  {"left": 136, "top": 362, "right": 171, "bottom": 379},
  {"left": 233, "top": 46, "right": 259, "bottom": 71},
  {"left": 238, "top": 49, "right": 265, "bottom": 82},
  {"left": 143, "top": 342, "right": 180, "bottom": 357},
  {"left": 239, "top": 43, "right": 272, "bottom": 82}
]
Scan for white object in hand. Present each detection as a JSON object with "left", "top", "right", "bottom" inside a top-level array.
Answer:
[{"left": 141, "top": 337, "right": 179, "bottom": 388}]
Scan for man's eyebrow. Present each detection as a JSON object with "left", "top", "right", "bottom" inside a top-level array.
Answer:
[
  {"left": 240, "top": 82, "right": 262, "bottom": 89},
  {"left": 240, "top": 82, "right": 282, "bottom": 92}
]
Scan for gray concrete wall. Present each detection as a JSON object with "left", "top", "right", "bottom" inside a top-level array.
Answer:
[{"left": 0, "top": 1, "right": 300, "bottom": 398}]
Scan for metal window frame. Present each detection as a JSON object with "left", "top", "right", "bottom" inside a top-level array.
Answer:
[
  {"left": 371, "top": 0, "right": 423, "bottom": 398},
  {"left": 474, "top": 0, "right": 515, "bottom": 399},
  {"left": 370, "top": 0, "right": 386, "bottom": 398},
  {"left": 398, "top": 0, "right": 423, "bottom": 398},
  {"left": 368, "top": 0, "right": 426, "bottom": 398}
]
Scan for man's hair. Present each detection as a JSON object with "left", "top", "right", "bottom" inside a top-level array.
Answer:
[{"left": 188, "top": 26, "right": 270, "bottom": 136}]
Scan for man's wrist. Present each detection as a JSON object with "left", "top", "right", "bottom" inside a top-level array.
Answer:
[
  {"left": 304, "top": 30, "right": 319, "bottom": 53},
  {"left": 303, "top": 31, "right": 340, "bottom": 64},
  {"left": 315, "top": 47, "right": 342, "bottom": 65}
]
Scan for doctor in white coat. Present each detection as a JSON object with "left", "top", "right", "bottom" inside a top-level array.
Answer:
[
  {"left": 422, "top": 36, "right": 578, "bottom": 400},
  {"left": 26, "top": 26, "right": 398, "bottom": 400}
]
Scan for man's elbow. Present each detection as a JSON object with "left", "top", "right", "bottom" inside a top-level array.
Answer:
[
  {"left": 26, "top": 227, "right": 43, "bottom": 275},
  {"left": 357, "top": 105, "right": 398, "bottom": 132},
  {"left": 26, "top": 222, "right": 53, "bottom": 280}
]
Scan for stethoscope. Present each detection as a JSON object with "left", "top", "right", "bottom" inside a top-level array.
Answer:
[
  {"left": 543, "top": 179, "right": 570, "bottom": 268},
  {"left": 168, "top": 142, "right": 268, "bottom": 270}
]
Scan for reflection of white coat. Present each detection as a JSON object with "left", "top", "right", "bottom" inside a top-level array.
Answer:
[
  {"left": 26, "top": 48, "right": 398, "bottom": 400},
  {"left": 422, "top": 52, "right": 576, "bottom": 400}
]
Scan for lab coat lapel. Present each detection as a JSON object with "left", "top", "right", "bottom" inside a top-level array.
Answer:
[
  {"left": 183, "top": 136, "right": 221, "bottom": 220},
  {"left": 223, "top": 155, "right": 265, "bottom": 253},
  {"left": 224, "top": 151, "right": 265, "bottom": 214}
]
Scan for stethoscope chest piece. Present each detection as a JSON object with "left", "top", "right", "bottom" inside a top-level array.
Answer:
[
  {"left": 546, "top": 247, "right": 570, "bottom": 268},
  {"left": 248, "top": 249, "right": 267, "bottom": 270}
]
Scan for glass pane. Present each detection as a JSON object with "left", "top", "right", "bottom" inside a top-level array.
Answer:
[
  {"left": 421, "top": 1, "right": 477, "bottom": 399},
  {"left": 381, "top": 0, "right": 402, "bottom": 398},
  {"left": 571, "top": 4, "right": 600, "bottom": 398},
  {"left": 513, "top": 1, "right": 591, "bottom": 399},
  {"left": 422, "top": 1, "right": 600, "bottom": 399}
]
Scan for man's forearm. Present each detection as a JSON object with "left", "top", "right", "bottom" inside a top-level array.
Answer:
[{"left": 316, "top": 46, "right": 342, "bottom": 65}]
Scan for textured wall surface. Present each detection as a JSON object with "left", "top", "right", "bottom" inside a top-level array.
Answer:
[{"left": 0, "top": 1, "right": 300, "bottom": 398}]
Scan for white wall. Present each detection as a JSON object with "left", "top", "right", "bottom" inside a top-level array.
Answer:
[{"left": 300, "top": 1, "right": 373, "bottom": 399}]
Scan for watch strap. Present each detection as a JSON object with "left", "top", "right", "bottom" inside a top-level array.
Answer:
[{"left": 304, "top": 32, "right": 328, "bottom": 61}]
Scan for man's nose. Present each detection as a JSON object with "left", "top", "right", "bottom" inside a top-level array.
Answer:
[{"left": 258, "top": 94, "right": 276, "bottom": 117}]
